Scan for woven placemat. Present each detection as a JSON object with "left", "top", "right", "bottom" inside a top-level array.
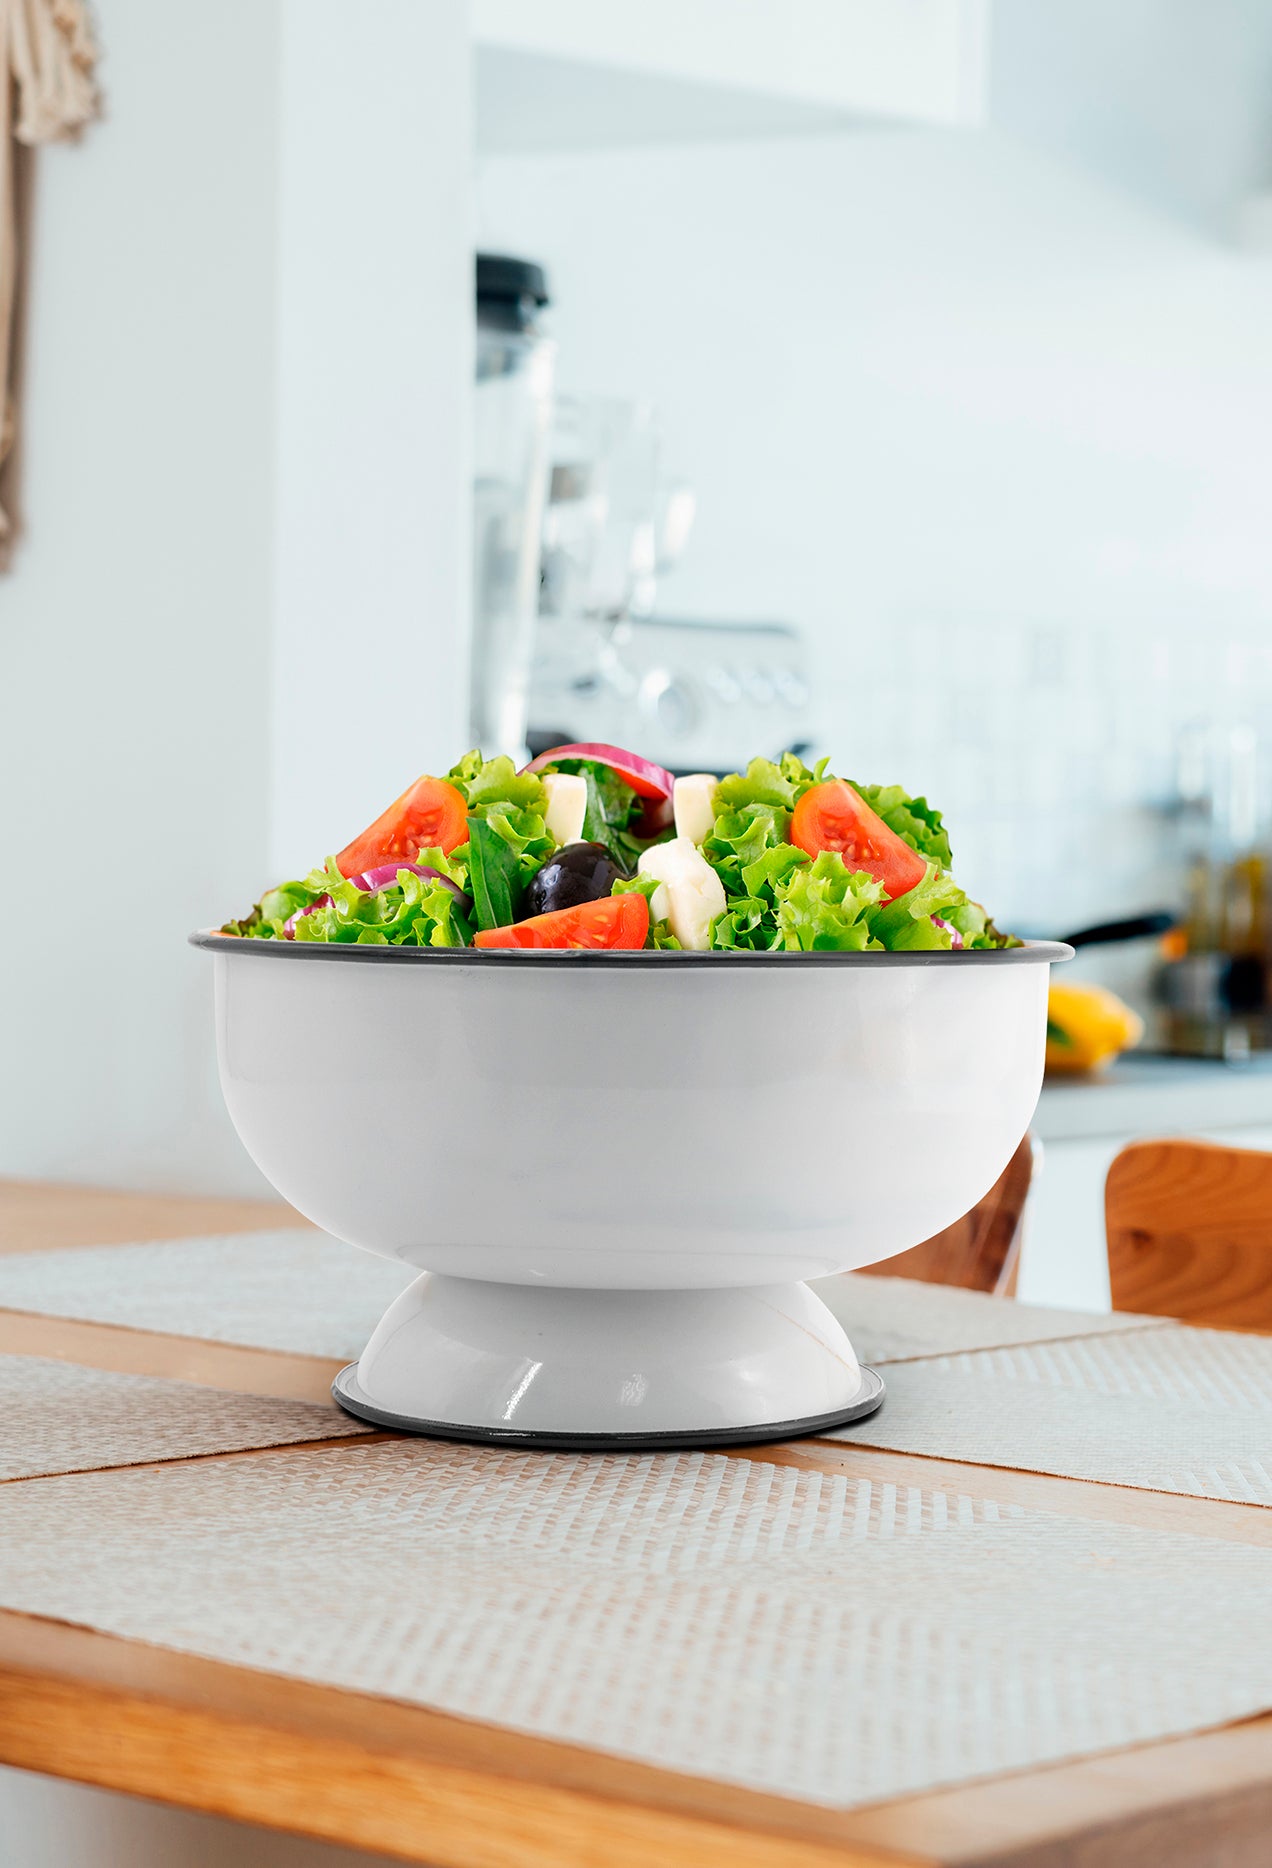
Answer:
[
  {"left": 832, "top": 1328, "right": 1272, "bottom": 1505},
  {"left": 0, "top": 1232, "right": 412, "bottom": 1359},
  {"left": 0, "top": 1439, "right": 1269, "bottom": 1808},
  {"left": 0, "top": 1353, "right": 369, "bottom": 1481},
  {"left": 815, "top": 1272, "right": 1172, "bottom": 1363},
  {"left": 0, "top": 1232, "right": 1167, "bottom": 1368}
]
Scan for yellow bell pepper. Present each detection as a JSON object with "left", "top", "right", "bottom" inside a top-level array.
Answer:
[{"left": 1045, "top": 981, "right": 1144, "bottom": 1075}]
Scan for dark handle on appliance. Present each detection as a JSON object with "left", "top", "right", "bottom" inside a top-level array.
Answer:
[{"left": 1060, "top": 911, "right": 1176, "bottom": 949}]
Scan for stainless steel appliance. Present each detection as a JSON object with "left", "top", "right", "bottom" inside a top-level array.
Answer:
[{"left": 527, "top": 615, "right": 815, "bottom": 776}]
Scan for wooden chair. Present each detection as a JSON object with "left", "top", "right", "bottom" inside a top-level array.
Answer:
[
  {"left": 857, "top": 1134, "right": 1034, "bottom": 1296},
  {"left": 1106, "top": 1138, "right": 1272, "bottom": 1331}
]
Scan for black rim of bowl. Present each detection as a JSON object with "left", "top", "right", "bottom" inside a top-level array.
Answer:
[{"left": 189, "top": 931, "right": 1073, "bottom": 969}]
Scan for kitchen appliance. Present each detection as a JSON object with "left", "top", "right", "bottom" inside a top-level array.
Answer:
[
  {"left": 471, "top": 254, "right": 556, "bottom": 758},
  {"left": 1155, "top": 722, "right": 1272, "bottom": 1057},
  {"left": 529, "top": 616, "right": 816, "bottom": 776},
  {"left": 538, "top": 396, "right": 690, "bottom": 629},
  {"left": 193, "top": 934, "right": 1069, "bottom": 1449}
]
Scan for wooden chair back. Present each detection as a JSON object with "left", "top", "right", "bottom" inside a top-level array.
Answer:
[
  {"left": 1106, "top": 1138, "right": 1272, "bottom": 1330},
  {"left": 857, "top": 1134, "right": 1033, "bottom": 1295}
]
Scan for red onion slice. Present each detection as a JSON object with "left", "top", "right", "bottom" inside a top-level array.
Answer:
[
  {"left": 346, "top": 862, "right": 467, "bottom": 903},
  {"left": 932, "top": 915, "right": 965, "bottom": 950},
  {"left": 522, "top": 742, "right": 674, "bottom": 802}
]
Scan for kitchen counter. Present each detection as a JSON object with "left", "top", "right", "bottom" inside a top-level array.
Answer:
[
  {"left": 1036, "top": 1053, "right": 1272, "bottom": 1143},
  {"left": 1023, "top": 1053, "right": 1272, "bottom": 1314}
]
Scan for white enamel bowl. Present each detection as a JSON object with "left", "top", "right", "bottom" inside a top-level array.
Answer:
[{"left": 193, "top": 936, "right": 1070, "bottom": 1447}]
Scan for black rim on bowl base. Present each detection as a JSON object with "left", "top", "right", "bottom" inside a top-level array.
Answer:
[
  {"left": 189, "top": 933, "right": 1074, "bottom": 969},
  {"left": 330, "top": 1363, "right": 887, "bottom": 1450}
]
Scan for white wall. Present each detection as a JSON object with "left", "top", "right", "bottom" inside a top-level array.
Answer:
[
  {"left": 0, "top": 0, "right": 280, "bottom": 1195},
  {"left": 473, "top": 0, "right": 988, "bottom": 125},
  {"left": 991, "top": 0, "right": 1272, "bottom": 237},
  {"left": 0, "top": 0, "right": 472, "bottom": 1196},
  {"left": 476, "top": 126, "right": 1272, "bottom": 936},
  {"left": 270, "top": 0, "right": 472, "bottom": 878}
]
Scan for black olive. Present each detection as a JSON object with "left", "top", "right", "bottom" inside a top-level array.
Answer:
[{"left": 523, "top": 842, "right": 622, "bottom": 918}]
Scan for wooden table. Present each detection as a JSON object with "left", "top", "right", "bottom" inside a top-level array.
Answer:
[{"left": 2, "top": 1179, "right": 1272, "bottom": 1868}]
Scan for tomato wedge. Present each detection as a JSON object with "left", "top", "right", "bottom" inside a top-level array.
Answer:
[
  {"left": 790, "top": 781, "right": 927, "bottom": 901},
  {"left": 335, "top": 776, "right": 468, "bottom": 878},
  {"left": 475, "top": 893, "right": 649, "bottom": 950}
]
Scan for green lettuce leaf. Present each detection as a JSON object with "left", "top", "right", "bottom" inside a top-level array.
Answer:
[
  {"left": 703, "top": 802, "right": 791, "bottom": 898},
  {"left": 865, "top": 865, "right": 1018, "bottom": 951},
  {"left": 943, "top": 896, "right": 1020, "bottom": 950},
  {"left": 715, "top": 757, "right": 798, "bottom": 813},
  {"left": 709, "top": 898, "right": 778, "bottom": 950},
  {"left": 773, "top": 852, "right": 883, "bottom": 952},
  {"left": 705, "top": 755, "right": 832, "bottom": 901},
  {"left": 290, "top": 858, "right": 474, "bottom": 947},
  {"left": 714, "top": 752, "right": 830, "bottom": 815},
  {"left": 610, "top": 873, "right": 682, "bottom": 948},
  {"left": 709, "top": 843, "right": 809, "bottom": 950},
  {"left": 778, "top": 750, "right": 832, "bottom": 797},
  {"left": 446, "top": 751, "right": 552, "bottom": 882},
  {"left": 866, "top": 864, "right": 965, "bottom": 950},
  {"left": 222, "top": 874, "right": 330, "bottom": 940},
  {"left": 447, "top": 750, "right": 544, "bottom": 814}
]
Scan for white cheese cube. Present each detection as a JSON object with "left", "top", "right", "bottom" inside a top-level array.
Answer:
[
  {"left": 673, "top": 773, "right": 719, "bottom": 845},
  {"left": 636, "top": 837, "right": 727, "bottom": 951},
  {"left": 541, "top": 771, "right": 587, "bottom": 847}
]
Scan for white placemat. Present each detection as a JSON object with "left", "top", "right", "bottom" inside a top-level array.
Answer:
[
  {"left": 0, "top": 1232, "right": 412, "bottom": 1359},
  {"left": 0, "top": 1354, "right": 369, "bottom": 1481},
  {"left": 815, "top": 1272, "right": 1173, "bottom": 1363},
  {"left": 832, "top": 1328, "right": 1272, "bottom": 1505},
  {"left": 0, "top": 1439, "right": 1269, "bottom": 1809},
  {"left": 0, "top": 1232, "right": 1168, "bottom": 1369}
]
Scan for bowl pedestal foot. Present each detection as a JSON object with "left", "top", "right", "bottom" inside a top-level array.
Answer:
[{"left": 332, "top": 1271, "right": 885, "bottom": 1450}]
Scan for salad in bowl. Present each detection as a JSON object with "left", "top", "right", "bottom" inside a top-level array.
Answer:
[
  {"left": 196, "top": 741, "right": 1065, "bottom": 1448},
  {"left": 221, "top": 742, "right": 1014, "bottom": 956}
]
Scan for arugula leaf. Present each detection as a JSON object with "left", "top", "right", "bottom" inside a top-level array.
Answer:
[{"left": 466, "top": 817, "right": 522, "bottom": 932}]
